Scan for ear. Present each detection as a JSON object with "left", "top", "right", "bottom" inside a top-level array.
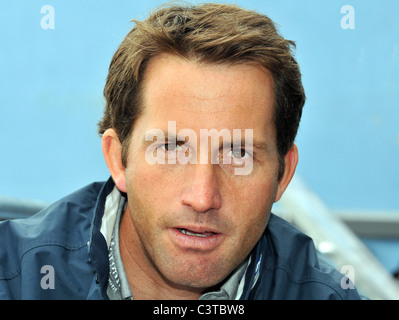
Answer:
[
  {"left": 274, "top": 143, "right": 299, "bottom": 203},
  {"left": 101, "top": 128, "right": 127, "bottom": 193}
]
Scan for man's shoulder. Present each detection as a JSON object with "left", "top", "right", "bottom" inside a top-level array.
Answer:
[
  {"left": 252, "top": 213, "right": 362, "bottom": 300},
  {"left": 0, "top": 180, "right": 106, "bottom": 246},
  {"left": 0, "top": 180, "right": 109, "bottom": 298}
]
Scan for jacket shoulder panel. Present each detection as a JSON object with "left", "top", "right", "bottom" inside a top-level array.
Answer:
[
  {"left": 252, "top": 214, "right": 362, "bottom": 299},
  {"left": 0, "top": 181, "right": 105, "bottom": 281}
]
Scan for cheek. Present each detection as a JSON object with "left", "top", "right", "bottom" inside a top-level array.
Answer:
[
  {"left": 229, "top": 179, "right": 277, "bottom": 238},
  {"left": 234, "top": 177, "right": 277, "bottom": 214},
  {"left": 125, "top": 160, "right": 183, "bottom": 216},
  {"left": 124, "top": 165, "right": 169, "bottom": 249}
]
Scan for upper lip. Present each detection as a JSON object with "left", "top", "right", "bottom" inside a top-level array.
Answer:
[{"left": 173, "top": 225, "right": 221, "bottom": 234}]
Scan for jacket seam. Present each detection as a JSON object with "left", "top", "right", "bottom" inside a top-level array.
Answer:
[
  {"left": 265, "top": 264, "right": 346, "bottom": 299},
  {"left": 0, "top": 242, "right": 88, "bottom": 281}
]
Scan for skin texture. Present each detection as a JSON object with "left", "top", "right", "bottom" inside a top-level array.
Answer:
[{"left": 102, "top": 53, "right": 298, "bottom": 299}]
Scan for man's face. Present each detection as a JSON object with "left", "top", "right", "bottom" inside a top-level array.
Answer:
[{"left": 122, "top": 54, "right": 282, "bottom": 290}]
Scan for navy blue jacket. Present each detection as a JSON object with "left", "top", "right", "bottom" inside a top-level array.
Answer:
[{"left": 0, "top": 178, "right": 362, "bottom": 299}]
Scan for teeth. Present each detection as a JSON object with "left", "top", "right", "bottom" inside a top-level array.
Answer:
[{"left": 179, "top": 228, "right": 210, "bottom": 237}]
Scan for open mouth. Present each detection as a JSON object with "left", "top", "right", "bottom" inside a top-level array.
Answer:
[
  {"left": 171, "top": 226, "right": 223, "bottom": 250},
  {"left": 177, "top": 228, "right": 217, "bottom": 238}
]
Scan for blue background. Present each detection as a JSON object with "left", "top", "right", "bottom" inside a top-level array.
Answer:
[{"left": 0, "top": 1, "right": 398, "bottom": 272}]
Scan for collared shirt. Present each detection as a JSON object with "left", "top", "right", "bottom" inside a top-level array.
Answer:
[{"left": 105, "top": 195, "right": 132, "bottom": 300}]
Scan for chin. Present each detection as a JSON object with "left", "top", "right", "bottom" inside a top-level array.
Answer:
[{"left": 160, "top": 255, "right": 235, "bottom": 290}]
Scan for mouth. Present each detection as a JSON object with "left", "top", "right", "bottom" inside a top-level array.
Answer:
[
  {"left": 177, "top": 228, "right": 217, "bottom": 238},
  {"left": 170, "top": 226, "right": 224, "bottom": 251}
]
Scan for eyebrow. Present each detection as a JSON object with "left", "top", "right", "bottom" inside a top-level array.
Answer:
[
  {"left": 248, "top": 140, "right": 270, "bottom": 151},
  {"left": 142, "top": 132, "right": 188, "bottom": 142},
  {"left": 229, "top": 138, "right": 272, "bottom": 153},
  {"left": 141, "top": 131, "right": 190, "bottom": 147}
]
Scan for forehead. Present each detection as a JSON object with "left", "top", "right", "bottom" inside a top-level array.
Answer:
[{"left": 138, "top": 54, "right": 275, "bottom": 136}]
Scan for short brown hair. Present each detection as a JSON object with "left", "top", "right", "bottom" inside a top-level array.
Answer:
[{"left": 98, "top": 2, "right": 305, "bottom": 179}]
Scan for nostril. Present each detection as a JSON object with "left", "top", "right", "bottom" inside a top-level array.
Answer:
[{"left": 181, "top": 188, "right": 222, "bottom": 213}]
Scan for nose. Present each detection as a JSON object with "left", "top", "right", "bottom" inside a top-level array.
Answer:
[{"left": 181, "top": 164, "right": 222, "bottom": 213}]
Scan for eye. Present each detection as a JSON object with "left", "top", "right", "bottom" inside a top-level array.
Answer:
[
  {"left": 163, "top": 142, "right": 178, "bottom": 151},
  {"left": 161, "top": 141, "right": 186, "bottom": 153},
  {"left": 230, "top": 148, "right": 248, "bottom": 159}
]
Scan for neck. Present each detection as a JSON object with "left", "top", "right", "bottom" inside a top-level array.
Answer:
[{"left": 119, "top": 207, "right": 206, "bottom": 300}]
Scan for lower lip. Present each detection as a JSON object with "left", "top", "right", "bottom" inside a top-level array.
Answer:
[{"left": 169, "top": 228, "right": 224, "bottom": 251}]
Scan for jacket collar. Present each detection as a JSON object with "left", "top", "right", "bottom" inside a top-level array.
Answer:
[
  {"left": 238, "top": 232, "right": 266, "bottom": 299},
  {"left": 87, "top": 177, "right": 116, "bottom": 299}
]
